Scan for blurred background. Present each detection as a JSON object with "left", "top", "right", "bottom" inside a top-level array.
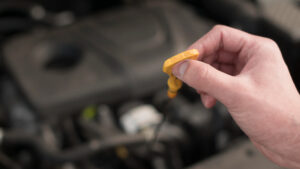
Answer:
[{"left": 0, "top": 0, "right": 299, "bottom": 168}]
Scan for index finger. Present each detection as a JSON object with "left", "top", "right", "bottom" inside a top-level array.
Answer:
[{"left": 188, "top": 25, "right": 256, "bottom": 60}]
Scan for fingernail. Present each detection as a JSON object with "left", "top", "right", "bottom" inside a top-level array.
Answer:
[{"left": 173, "top": 61, "right": 188, "bottom": 79}]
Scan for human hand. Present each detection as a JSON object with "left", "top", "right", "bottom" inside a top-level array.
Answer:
[{"left": 172, "top": 25, "right": 300, "bottom": 168}]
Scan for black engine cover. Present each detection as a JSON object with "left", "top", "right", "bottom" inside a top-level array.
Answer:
[{"left": 4, "top": 2, "right": 213, "bottom": 117}]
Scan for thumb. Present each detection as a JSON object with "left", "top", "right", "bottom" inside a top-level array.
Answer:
[{"left": 172, "top": 59, "right": 238, "bottom": 103}]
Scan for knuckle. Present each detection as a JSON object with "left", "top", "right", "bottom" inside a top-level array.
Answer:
[
  {"left": 256, "top": 37, "right": 281, "bottom": 58},
  {"left": 212, "top": 24, "right": 226, "bottom": 32},
  {"left": 265, "top": 38, "right": 278, "bottom": 47},
  {"left": 259, "top": 37, "right": 278, "bottom": 48}
]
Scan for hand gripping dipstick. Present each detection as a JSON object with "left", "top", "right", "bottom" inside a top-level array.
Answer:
[{"left": 151, "top": 49, "right": 199, "bottom": 147}]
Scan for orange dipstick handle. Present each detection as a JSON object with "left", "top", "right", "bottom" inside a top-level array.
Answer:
[{"left": 162, "top": 49, "right": 199, "bottom": 99}]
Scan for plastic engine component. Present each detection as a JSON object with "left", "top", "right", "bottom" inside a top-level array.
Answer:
[
  {"left": 3, "top": 2, "right": 213, "bottom": 118},
  {"left": 163, "top": 49, "right": 199, "bottom": 98}
]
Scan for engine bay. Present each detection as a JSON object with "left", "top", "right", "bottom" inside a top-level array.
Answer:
[{"left": 0, "top": 0, "right": 299, "bottom": 168}]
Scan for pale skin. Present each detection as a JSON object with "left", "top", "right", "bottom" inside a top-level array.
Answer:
[{"left": 172, "top": 25, "right": 300, "bottom": 169}]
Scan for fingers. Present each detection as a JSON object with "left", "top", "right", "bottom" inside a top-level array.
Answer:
[
  {"left": 173, "top": 59, "right": 238, "bottom": 103},
  {"left": 212, "top": 61, "right": 236, "bottom": 75},
  {"left": 217, "top": 50, "right": 235, "bottom": 64},
  {"left": 172, "top": 25, "right": 260, "bottom": 105},
  {"left": 201, "top": 49, "right": 236, "bottom": 65},
  {"left": 197, "top": 91, "right": 216, "bottom": 108},
  {"left": 219, "top": 63, "right": 236, "bottom": 75},
  {"left": 201, "top": 93, "right": 216, "bottom": 108},
  {"left": 188, "top": 25, "right": 255, "bottom": 61}
]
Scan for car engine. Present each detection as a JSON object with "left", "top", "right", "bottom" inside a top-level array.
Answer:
[{"left": 0, "top": 0, "right": 299, "bottom": 169}]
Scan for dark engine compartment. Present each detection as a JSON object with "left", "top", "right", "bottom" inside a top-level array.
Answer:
[
  {"left": 3, "top": 2, "right": 213, "bottom": 117},
  {"left": 0, "top": 0, "right": 299, "bottom": 169}
]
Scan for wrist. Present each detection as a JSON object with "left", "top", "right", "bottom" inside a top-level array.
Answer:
[{"left": 253, "top": 141, "right": 300, "bottom": 169}]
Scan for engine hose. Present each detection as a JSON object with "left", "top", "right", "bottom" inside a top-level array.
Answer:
[{"left": 1, "top": 130, "right": 148, "bottom": 163}]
